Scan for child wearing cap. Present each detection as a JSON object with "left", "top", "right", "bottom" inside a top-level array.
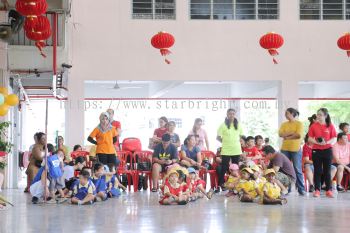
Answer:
[
  {"left": 188, "top": 167, "right": 214, "bottom": 200},
  {"left": 251, "top": 165, "right": 266, "bottom": 200},
  {"left": 224, "top": 163, "right": 240, "bottom": 197},
  {"left": 236, "top": 167, "right": 258, "bottom": 202},
  {"left": 262, "top": 169, "right": 287, "bottom": 205},
  {"left": 159, "top": 170, "right": 188, "bottom": 205}
]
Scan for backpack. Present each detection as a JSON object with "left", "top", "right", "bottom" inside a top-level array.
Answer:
[{"left": 47, "top": 155, "right": 63, "bottom": 179}]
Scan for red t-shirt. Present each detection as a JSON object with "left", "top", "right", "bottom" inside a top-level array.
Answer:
[
  {"left": 243, "top": 147, "right": 259, "bottom": 158},
  {"left": 255, "top": 146, "right": 264, "bottom": 155},
  {"left": 347, "top": 134, "right": 350, "bottom": 141},
  {"left": 302, "top": 144, "right": 312, "bottom": 160},
  {"left": 308, "top": 122, "right": 337, "bottom": 150},
  {"left": 112, "top": 121, "right": 121, "bottom": 147},
  {"left": 153, "top": 127, "right": 168, "bottom": 138}
]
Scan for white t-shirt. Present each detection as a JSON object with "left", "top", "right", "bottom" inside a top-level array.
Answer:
[{"left": 63, "top": 165, "right": 75, "bottom": 181}]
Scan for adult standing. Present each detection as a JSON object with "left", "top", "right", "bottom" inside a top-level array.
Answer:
[
  {"left": 26, "top": 132, "right": 46, "bottom": 187},
  {"left": 189, "top": 118, "right": 209, "bottom": 151},
  {"left": 88, "top": 112, "right": 118, "bottom": 170},
  {"left": 216, "top": 109, "right": 243, "bottom": 189},
  {"left": 107, "top": 109, "right": 122, "bottom": 151},
  {"left": 308, "top": 108, "right": 337, "bottom": 198},
  {"left": 278, "top": 108, "right": 305, "bottom": 195}
]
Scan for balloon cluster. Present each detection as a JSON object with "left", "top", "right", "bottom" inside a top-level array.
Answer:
[{"left": 0, "top": 87, "right": 19, "bottom": 116}]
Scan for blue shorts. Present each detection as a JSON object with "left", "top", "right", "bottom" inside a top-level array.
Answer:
[{"left": 304, "top": 164, "right": 314, "bottom": 172}]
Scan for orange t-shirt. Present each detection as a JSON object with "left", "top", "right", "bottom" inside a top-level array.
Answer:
[{"left": 89, "top": 127, "right": 118, "bottom": 154}]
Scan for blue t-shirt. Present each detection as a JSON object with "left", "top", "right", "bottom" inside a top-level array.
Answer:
[
  {"left": 47, "top": 155, "right": 63, "bottom": 179},
  {"left": 181, "top": 145, "right": 201, "bottom": 161},
  {"left": 153, "top": 143, "right": 178, "bottom": 161}
]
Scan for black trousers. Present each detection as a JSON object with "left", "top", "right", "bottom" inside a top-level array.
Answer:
[
  {"left": 219, "top": 155, "right": 240, "bottom": 186},
  {"left": 312, "top": 148, "right": 333, "bottom": 191}
]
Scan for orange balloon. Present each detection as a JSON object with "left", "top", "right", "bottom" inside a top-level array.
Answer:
[
  {"left": 0, "top": 87, "right": 8, "bottom": 96},
  {"left": 5, "top": 94, "right": 19, "bottom": 106},
  {"left": 0, "top": 104, "right": 9, "bottom": 116}
]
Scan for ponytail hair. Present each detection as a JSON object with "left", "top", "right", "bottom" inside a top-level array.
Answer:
[
  {"left": 318, "top": 108, "right": 331, "bottom": 127},
  {"left": 286, "top": 108, "right": 299, "bottom": 118},
  {"left": 225, "top": 109, "right": 238, "bottom": 130}
]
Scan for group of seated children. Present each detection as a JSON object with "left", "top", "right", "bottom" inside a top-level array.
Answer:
[
  {"left": 159, "top": 164, "right": 214, "bottom": 205},
  {"left": 241, "top": 135, "right": 269, "bottom": 166},
  {"left": 30, "top": 144, "right": 126, "bottom": 205},
  {"left": 223, "top": 163, "right": 287, "bottom": 205}
]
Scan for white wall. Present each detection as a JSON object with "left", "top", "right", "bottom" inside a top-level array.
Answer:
[{"left": 12, "top": 0, "right": 347, "bottom": 146}]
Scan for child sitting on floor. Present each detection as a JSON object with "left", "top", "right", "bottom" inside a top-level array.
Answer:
[
  {"left": 71, "top": 170, "right": 96, "bottom": 205},
  {"left": 236, "top": 167, "right": 257, "bottom": 202},
  {"left": 224, "top": 163, "right": 240, "bottom": 197},
  {"left": 250, "top": 164, "right": 266, "bottom": 201},
  {"left": 177, "top": 170, "right": 191, "bottom": 200},
  {"left": 105, "top": 164, "right": 126, "bottom": 198},
  {"left": 262, "top": 169, "right": 287, "bottom": 205},
  {"left": 159, "top": 169, "right": 189, "bottom": 205},
  {"left": 91, "top": 163, "right": 108, "bottom": 202},
  {"left": 188, "top": 167, "right": 214, "bottom": 200}
]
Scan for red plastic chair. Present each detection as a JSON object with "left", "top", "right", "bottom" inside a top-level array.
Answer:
[
  {"left": 342, "top": 171, "right": 350, "bottom": 191},
  {"left": 116, "top": 151, "right": 137, "bottom": 192},
  {"left": 133, "top": 150, "right": 153, "bottom": 191},
  {"left": 71, "top": 151, "right": 91, "bottom": 166},
  {"left": 199, "top": 150, "right": 218, "bottom": 190}
]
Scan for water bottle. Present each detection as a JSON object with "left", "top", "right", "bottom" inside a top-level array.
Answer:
[{"left": 332, "top": 181, "right": 338, "bottom": 197}]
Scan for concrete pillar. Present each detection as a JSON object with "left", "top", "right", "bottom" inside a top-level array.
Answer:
[
  {"left": 65, "top": 71, "right": 85, "bottom": 148},
  {"left": 278, "top": 79, "right": 299, "bottom": 127}
]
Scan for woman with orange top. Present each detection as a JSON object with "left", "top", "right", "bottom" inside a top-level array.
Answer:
[{"left": 87, "top": 112, "right": 118, "bottom": 169}]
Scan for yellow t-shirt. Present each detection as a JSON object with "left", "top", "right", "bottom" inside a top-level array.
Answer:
[
  {"left": 224, "top": 175, "right": 239, "bottom": 190},
  {"left": 255, "top": 177, "right": 267, "bottom": 196},
  {"left": 217, "top": 122, "right": 243, "bottom": 155},
  {"left": 263, "top": 182, "right": 281, "bottom": 199},
  {"left": 236, "top": 179, "right": 257, "bottom": 198},
  {"left": 89, "top": 127, "right": 118, "bottom": 154},
  {"left": 279, "top": 120, "right": 304, "bottom": 152}
]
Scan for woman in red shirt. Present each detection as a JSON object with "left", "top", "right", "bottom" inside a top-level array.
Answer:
[
  {"left": 308, "top": 108, "right": 337, "bottom": 198},
  {"left": 302, "top": 134, "right": 314, "bottom": 192},
  {"left": 152, "top": 116, "right": 168, "bottom": 146}
]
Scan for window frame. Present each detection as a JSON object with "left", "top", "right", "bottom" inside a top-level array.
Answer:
[{"left": 132, "top": 0, "right": 176, "bottom": 20}]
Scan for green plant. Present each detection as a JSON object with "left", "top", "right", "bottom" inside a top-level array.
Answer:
[{"left": 0, "top": 122, "right": 12, "bottom": 169}]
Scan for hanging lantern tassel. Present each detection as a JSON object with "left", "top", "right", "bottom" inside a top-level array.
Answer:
[
  {"left": 35, "top": 41, "right": 46, "bottom": 58},
  {"left": 347, "top": 50, "right": 350, "bottom": 57},
  {"left": 160, "top": 48, "right": 171, "bottom": 64},
  {"left": 268, "top": 49, "right": 279, "bottom": 56}
]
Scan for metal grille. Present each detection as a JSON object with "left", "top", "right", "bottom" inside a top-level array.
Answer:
[
  {"left": 9, "top": 13, "right": 64, "bottom": 46},
  {"left": 300, "top": 0, "right": 350, "bottom": 20},
  {"left": 190, "top": 0, "right": 279, "bottom": 20},
  {"left": 132, "top": 0, "right": 176, "bottom": 20}
]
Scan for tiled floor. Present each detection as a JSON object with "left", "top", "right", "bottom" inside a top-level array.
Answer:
[{"left": 0, "top": 189, "right": 349, "bottom": 233}]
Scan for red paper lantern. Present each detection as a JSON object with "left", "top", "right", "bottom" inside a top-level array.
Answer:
[
  {"left": 151, "top": 31, "right": 175, "bottom": 64},
  {"left": 24, "top": 15, "right": 50, "bottom": 32},
  {"left": 26, "top": 21, "right": 51, "bottom": 57},
  {"left": 259, "top": 32, "right": 284, "bottom": 64},
  {"left": 16, "top": 0, "right": 48, "bottom": 17},
  {"left": 337, "top": 33, "right": 350, "bottom": 57}
]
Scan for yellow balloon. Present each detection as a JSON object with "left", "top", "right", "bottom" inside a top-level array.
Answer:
[
  {"left": 0, "top": 104, "right": 9, "bottom": 116},
  {"left": 5, "top": 94, "right": 19, "bottom": 106},
  {"left": 0, "top": 87, "right": 8, "bottom": 96}
]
